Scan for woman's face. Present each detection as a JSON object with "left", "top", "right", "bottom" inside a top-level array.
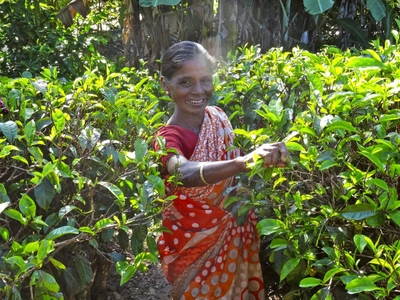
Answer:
[{"left": 162, "top": 57, "right": 213, "bottom": 116}]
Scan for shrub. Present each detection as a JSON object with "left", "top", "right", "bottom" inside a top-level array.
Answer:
[
  {"left": 0, "top": 66, "right": 169, "bottom": 299},
  {"left": 215, "top": 35, "right": 400, "bottom": 298}
]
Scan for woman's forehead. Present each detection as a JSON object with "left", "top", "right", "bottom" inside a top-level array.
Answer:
[{"left": 174, "top": 57, "right": 212, "bottom": 76}]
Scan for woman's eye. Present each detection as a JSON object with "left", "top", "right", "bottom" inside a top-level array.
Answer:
[
  {"left": 202, "top": 78, "right": 213, "bottom": 85},
  {"left": 180, "top": 80, "right": 192, "bottom": 87}
]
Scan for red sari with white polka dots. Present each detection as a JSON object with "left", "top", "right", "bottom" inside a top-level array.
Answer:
[{"left": 157, "top": 106, "right": 265, "bottom": 300}]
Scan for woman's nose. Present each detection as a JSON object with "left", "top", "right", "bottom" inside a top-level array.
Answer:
[{"left": 191, "top": 82, "right": 203, "bottom": 93}]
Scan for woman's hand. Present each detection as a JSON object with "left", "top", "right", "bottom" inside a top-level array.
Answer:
[{"left": 244, "top": 142, "right": 290, "bottom": 169}]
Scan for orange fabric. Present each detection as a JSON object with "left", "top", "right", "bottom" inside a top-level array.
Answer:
[{"left": 157, "top": 106, "right": 265, "bottom": 300}]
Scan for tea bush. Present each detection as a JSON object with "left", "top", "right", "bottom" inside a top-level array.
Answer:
[
  {"left": 215, "top": 34, "right": 400, "bottom": 298},
  {"left": 1, "top": 31, "right": 400, "bottom": 299},
  {"left": 0, "top": 66, "right": 170, "bottom": 299}
]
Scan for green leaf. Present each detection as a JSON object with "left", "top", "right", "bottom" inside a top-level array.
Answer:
[
  {"left": 98, "top": 181, "right": 125, "bottom": 209},
  {"left": 270, "top": 238, "right": 288, "bottom": 250},
  {"left": 37, "top": 239, "right": 54, "bottom": 263},
  {"left": 48, "top": 257, "right": 66, "bottom": 270},
  {"left": 101, "top": 228, "right": 115, "bottom": 242},
  {"left": 366, "top": 0, "right": 386, "bottom": 21},
  {"left": 117, "top": 229, "right": 130, "bottom": 250},
  {"left": 310, "top": 287, "right": 331, "bottom": 300},
  {"left": 3, "top": 209, "right": 26, "bottom": 225},
  {"left": 354, "top": 234, "right": 375, "bottom": 253},
  {"left": 345, "top": 277, "right": 380, "bottom": 294},
  {"left": 133, "top": 225, "right": 147, "bottom": 243},
  {"left": 340, "top": 203, "right": 376, "bottom": 220},
  {"left": 0, "top": 145, "right": 19, "bottom": 158},
  {"left": 118, "top": 263, "right": 137, "bottom": 285},
  {"left": 52, "top": 109, "right": 66, "bottom": 133},
  {"left": 358, "top": 146, "right": 386, "bottom": 172},
  {"left": 76, "top": 255, "right": 93, "bottom": 286},
  {"left": 319, "top": 160, "right": 338, "bottom": 170},
  {"left": 280, "top": 258, "right": 301, "bottom": 282},
  {"left": 139, "top": 0, "right": 181, "bottom": 7},
  {"left": 131, "top": 225, "right": 147, "bottom": 255},
  {"left": 257, "top": 219, "right": 285, "bottom": 236},
  {"left": 12, "top": 155, "right": 29, "bottom": 165},
  {"left": 0, "top": 227, "right": 9, "bottom": 242},
  {"left": 337, "top": 18, "right": 370, "bottom": 48},
  {"left": 94, "top": 218, "right": 114, "bottom": 231},
  {"left": 6, "top": 256, "right": 26, "bottom": 271},
  {"left": 299, "top": 277, "right": 322, "bottom": 288},
  {"left": 34, "top": 178, "right": 56, "bottom": 210},
  {"left": 36, "top": 117, "right": 53, "bottom": 131},
  {"left": 0, "top": 144, "right": 19, "bottom": 158},
  {"left": 19, "top": 194, "right": 36, "bottom": 218},
  {"left": 147, "top": 175, "right": 165, "bottom": 197},
  {"left": 324, "top": 120, "right": 358, "bottom": 134},
  {"left": 286, "top": 142, "right": 305, "bottom": 152},
  {"left": 0, "top": 121, "right": 18, "bottom": 143},
  {"left": 146, "top": 235, "right": 158, "bottom": 256},
  {"left": 365, "top": 178, "right": 389, "bottom": 192},
  {"left": 370, "top": 258, "right": 393, "bottom": 272},
  {"left": 46, "top": 226, "right": 79, "bottom": 240},
  {"left": 347, "top": 57, "right": 385, "bottom": 69},
  {"left": 366, "top": 212, "right": 385, "bottom": 227},
  {"left": 32, "top": 270, "right": 60, "bottom": 293},
  {"left": 64, "top": 267, "right": 83, "bottom": 296},
  {"left": 9, "top": 286, "right": 22, "bottom": 300},
  {"left": 389, "top": 210, "right": 400, "bottom": 227},
  {"left": 78, "top": 226, "right": 95, "bottom": 235},
  {"left": 134, "top": 139, "right": 148, "bottom": 160},
  {"left": 23, "top": 120, "right": 36, "bottom": 146},
  {"left": 379, "top": 111, "right": 400, "bottom": 123},
  {"left": 323, "top": 267, "right": 346, "bottom": 283},
  {"left": 303, "top": 0, "right": 334, "bottom": 15},
  {"left": 0, "top": 184, "right": 10, "bottom": 203}
]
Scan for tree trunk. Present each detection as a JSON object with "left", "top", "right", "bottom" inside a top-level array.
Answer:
[{"left": 123, "top": 0, "right": 214, "bottom": 71}]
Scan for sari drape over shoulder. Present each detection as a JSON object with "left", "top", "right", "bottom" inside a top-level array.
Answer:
[{"left": 157, "top": 106, "right": 265, "bottom": 300}]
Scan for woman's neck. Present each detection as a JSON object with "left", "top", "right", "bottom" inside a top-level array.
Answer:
[{"left": 167, "top": 111, "right": 204, "bottom": 135}]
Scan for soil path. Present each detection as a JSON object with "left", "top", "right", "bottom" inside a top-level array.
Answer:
[{"left": 107, "top": 262, "right": 285, "bottom": 299}]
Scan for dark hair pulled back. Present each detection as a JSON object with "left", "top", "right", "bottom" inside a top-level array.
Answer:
[{"left": 161, "top": 41, "right": 215, "bottom": 80}]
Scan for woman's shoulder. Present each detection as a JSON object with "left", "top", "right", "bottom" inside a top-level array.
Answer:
[
  {"left": 205, "top": 106, "right": 229, "bottom": 121},
  {"left": 157, "top": 124, "right": 196, "bottom": 135}
]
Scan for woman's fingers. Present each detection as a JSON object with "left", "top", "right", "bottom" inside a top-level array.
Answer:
[{"left": 259, "top": 142, "right": 290, "bottom": 168}]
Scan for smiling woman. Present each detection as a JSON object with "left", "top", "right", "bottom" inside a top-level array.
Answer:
[{"left": 153, "top": 41, "right": 289, "bottom": 299}]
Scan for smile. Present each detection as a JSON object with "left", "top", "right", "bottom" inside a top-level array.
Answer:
[{"left": 187, "top": 99, "right": 206, "bottom": 105}]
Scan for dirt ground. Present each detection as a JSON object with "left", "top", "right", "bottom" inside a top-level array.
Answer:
[
  {"left": 107, "top": 261, "right": 285, "bottom": 300},
  {"left": 107, "top": 263, "right": 172, "bottom": 300}
]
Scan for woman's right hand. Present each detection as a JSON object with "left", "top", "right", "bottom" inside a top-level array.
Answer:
[{"left": 243, "top": 142, "right": 290, "bottom": 169}]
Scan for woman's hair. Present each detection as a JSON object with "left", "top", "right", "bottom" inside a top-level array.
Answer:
[{"left": 161, "top": 41, "right": 215, "bottom": 80}]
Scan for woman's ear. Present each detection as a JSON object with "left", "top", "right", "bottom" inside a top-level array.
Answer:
[{"left": 161, "top": 77, "right": 169, "bottom": 95}]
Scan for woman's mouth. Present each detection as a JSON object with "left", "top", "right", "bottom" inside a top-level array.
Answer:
[{"left": 187, "top": 99, "right": 206, "bottom": 105}]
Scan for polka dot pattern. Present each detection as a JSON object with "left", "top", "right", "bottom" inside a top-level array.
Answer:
[{"left": 157, "top": 107, "right": 264, "bottom": 299}]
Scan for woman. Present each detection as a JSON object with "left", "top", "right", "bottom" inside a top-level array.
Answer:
[{"left": 154, "top": 41, "right": 289, "bottom": 300}]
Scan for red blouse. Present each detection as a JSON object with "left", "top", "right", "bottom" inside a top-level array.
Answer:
[{"left": 154, "top": 125, "right": 199, "bottom": 168}]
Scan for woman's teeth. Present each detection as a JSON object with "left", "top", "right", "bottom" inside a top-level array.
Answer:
[{"left": 188, "top": 99, "right": 204, "bottom": 104}]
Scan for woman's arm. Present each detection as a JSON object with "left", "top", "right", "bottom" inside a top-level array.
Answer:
[{"left": 166, "top": 142, "right": 290, "bottom": 188}]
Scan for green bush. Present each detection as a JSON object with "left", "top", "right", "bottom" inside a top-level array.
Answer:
[
  {"left": 215, "top": 37, "right": 400, "bottom": 298},
  {"left": 0, "top": 66, "right": 169, "bottom": 299},
  {"left": 0, "top": 0, "right": 121, "bottom": 80}
]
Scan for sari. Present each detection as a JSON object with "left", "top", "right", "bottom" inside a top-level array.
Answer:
[{"left": 157, "top": 106, "right": 265, "bottom": 300}]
